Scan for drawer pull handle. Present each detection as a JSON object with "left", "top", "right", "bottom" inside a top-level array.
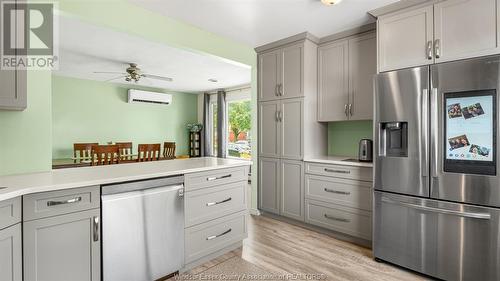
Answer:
[
  {"left": 47, "top": 196, "right": 82, "bottom": 206},
  {"left": 93, "top": 216, "right": 99, "bottom": 242},
  {"left": 0, "top": 186, "right": 7, "bottom": 190},
  {"left": 324, "top": 168, "right": 350, "bottom": 174},
  {"left": 206, "top": 228, "right": 232, "bottom": 240},
  {"left": 324, "top": 188, "right": 350, "bottom": 195},
  {"left": 206, "top": 197, "right": 232, "bottom": 207},
  {"left": 207, "top": 174, "right": 232, "bottom": 181},
  {"left": 324, "top": 214, "right": 350, "bottom": 223}
]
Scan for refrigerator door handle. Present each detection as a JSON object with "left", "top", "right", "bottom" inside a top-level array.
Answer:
[
  {"left": 382, "top": 197, "right": 491, "bottom": 219},
  {"left": 420, "top": 89, "right": 429, "bottom": 177},
  {"left": 430, "top": 88, "right": 439, "bottom": 178}
]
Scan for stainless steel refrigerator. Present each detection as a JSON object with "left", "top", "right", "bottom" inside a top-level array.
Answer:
[{"left": 374, "top": 55, "right": 500, "bottom": 281}]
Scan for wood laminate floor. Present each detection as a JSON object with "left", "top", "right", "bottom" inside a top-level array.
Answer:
[{"left": 185, "top": 215, "right": 429, "bottom": 281}]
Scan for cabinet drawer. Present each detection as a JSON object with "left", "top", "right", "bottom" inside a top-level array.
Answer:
[
  {"left": 305, "top": 162, "right": 372, "bottom": 181},
  {"left": 185, "top": 181, "right": 247, "bottom": 227},
  {"left": 185, "top": 211, "right": 247, "bottom": 263},
  {"left": 305, "top": 175, "right": 372, "bottom": 211},
  {"left": 23, "top": 186, "right": 100, "bottom": 221},
  {"left": 185, "top": 167, "right": 248, "bottom": 191},
  {"left": 305, "top": 199, "right": 372, "bottom": 240},
  {"left": 0, "top": 197, "right": 21, "bottom": 230}
]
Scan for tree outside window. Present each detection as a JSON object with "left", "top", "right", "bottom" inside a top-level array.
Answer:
[{"left": 227, "top": 100, "right": 251, "bottom": 159}]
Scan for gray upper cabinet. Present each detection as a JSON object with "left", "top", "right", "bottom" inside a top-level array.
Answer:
[
  {"left": 0, "top": 70, "right": 26, "bottom": 111},
  {"left": 318, "top": 31, "right": 376, "bottom": 122},
  {"left": 0, "top": 223, "right": 22, "bottom": 281},
  {"left": 378, "top": 0, "right": 500, "bottom": 72},
  {"left": 258, "top": 43, "right": 303, "bottom": 101},
  {"left": 434, "top": 0, "right": 499, "bottom": 63},
  {"left": 258, "top": 157, "right": 280, "bottom": 214},
  {"left": 259, "top": 100, "right": 281, "bottom": 158},
  {"left": 281, "top": 44, "right": 303, "bottom": 99},
  {"left": 349, "top": 32, "right": 376, "bottom": 120},
  {"left": 259, "top": 98, "right": 303, "bottom": 160},
  {"left": 259, "top": 51, "right": 280, "bottom": 101},
  {"left": 0, "top": 0, "right": 27, "bottom": 111},
  {"left": 378, "top": 5, "right": 434, "bottom": 72},
  {"left": 24, "top": 209, "right": 100, "bottom": 281},
  {"left": 280, "top": 159, "right": 304, "bottom": 221},
  {"left": 318, "top": 40, "right": 349, "bottom": 122},
  {"left": 280, "top": 98, "right": 303, "bottom": 160}
]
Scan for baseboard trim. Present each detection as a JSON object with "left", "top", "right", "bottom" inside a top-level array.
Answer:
[
  {"left": 249, "top": 208, "right": 261, "bottom": 216},
  {"left": 260, "top": 211, "right": 372, "bottom": 249}
]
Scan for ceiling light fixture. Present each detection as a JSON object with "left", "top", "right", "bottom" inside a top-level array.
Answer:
[{"left": 321, "top": 0, "right": 342, "bottom": 6}]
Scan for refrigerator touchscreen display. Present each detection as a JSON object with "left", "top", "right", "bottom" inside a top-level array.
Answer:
[{"left": 444, "top": 90, "right": 496, "bottom": 175}]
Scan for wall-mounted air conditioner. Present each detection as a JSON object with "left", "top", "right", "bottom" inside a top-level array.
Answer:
[{"left": 128, "top": 89, "right": 172, "bottom": 105}]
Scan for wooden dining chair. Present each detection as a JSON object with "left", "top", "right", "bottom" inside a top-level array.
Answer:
[
  {"left": 137, "top": 144, "right": 161, "bottom": 162},
  {"left": 91, "top": 145, "right": 120, "bottom": 166},
  {"left": 116, "top": 142, "right": 133, "bottom": 160},
  {"left": 73, "top": 143, "right": 98, "bottom": 163},
  {"left": 163, "top": 142, "right": 176, "bottom": 159}
]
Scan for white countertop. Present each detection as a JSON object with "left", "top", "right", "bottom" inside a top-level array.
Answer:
[
  {"left": 0, "top": 157, "right": 251, "bottom": 201},
  {"left": 304, "top": 155, "right": 373, "bottom": 168}
]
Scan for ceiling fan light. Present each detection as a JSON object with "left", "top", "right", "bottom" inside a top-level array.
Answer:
[{"left": 321, "top": 0, "right": 342, "bottom": 6}]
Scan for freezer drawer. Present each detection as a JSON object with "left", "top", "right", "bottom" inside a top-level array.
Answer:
[{"left": 374, "top": 191, "right": 500, "bottom": 281}]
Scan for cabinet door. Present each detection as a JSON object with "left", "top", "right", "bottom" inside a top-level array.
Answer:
[
  {"left": 24, "top": 209, "right": 100, "bottom": 281},
  {"left": 378, "top": 5, "right": 434, "bottom": 72},
  {"left": 259, "top": 51, "right": 279, "bottom": 101},
  {"left": 0, "top": 224, "right": 22, "bottom": 281},
  {"left": 318, "top": 40, "right": 349, "bottom": 121},
  {"left": 258, "top": 157, "right": 280, "bottom": 214},
  {"left": 434, "top": 0, "right": 498, "bottom": 63},
  {"left": 258, "top": 101, "right": 280, "bottom": 158},
  {"left": 280, "top": 98, "right": 303, "bottom": 160},
  {"left": 0, "top": 0, "right": 27, "bottom": 110},
  {"left": 280, "top": 43, "right": 303, "bottom": 99},
  {"left": 280, "top": 159, "right": 304, "bottom": 221},
  {"left": 349, "top": 32, "right": 376, "bottom": 121}
]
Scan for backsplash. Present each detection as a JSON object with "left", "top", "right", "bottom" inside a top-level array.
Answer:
[{"left": 328, "top": 121, "right": 373, "bottom": 157}]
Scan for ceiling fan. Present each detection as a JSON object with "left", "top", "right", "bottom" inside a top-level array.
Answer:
[{"left": 94, "top": 63, "right": 173, "bottom": 83}]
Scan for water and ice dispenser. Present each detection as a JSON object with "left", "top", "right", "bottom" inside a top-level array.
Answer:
[{"left": 378, "top": 122, "right": 408, "bottom": 157}]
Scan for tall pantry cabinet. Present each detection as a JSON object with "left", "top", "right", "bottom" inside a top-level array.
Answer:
[{"left": 256, "top": 33, "right": 327, "bottom": 221}]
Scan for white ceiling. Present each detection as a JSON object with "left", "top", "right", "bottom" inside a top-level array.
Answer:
[
  {"left": 54, "top": 17, "right": 251, "bottom": 92},
  {"left": 129, "top": 0, "right": 400, "bottom": 47}
]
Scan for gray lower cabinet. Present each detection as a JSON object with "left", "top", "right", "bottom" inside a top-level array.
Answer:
[
  {"left": 0, "top": 223, "right": 22, "bottom": 281},
  {"left": 259, "top": 157, "right": 304, "bottom": 221},
  {"left": 258, "top": 157, "right": 280, "bottom": 214},
  {"left": 24, "top": 209, "right": 101, "bottom": 281},
  {"left": 280, "top": 159, "right": 304, "bottom": 221}
]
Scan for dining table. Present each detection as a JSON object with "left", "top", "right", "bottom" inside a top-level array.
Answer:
[{"left": 52, "top": 154, "right": 181, "bottom": 169}]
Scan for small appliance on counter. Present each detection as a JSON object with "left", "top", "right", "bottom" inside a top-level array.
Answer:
[{"left": 358, "top": 139, "right": 373, "bottom": 162}]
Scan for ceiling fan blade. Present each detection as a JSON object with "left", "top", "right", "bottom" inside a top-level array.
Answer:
[
  {"left": 94, "top": 71, "right": 127, "bottom": 75},
  {"left": 104, "top": 75, "right": 127, "bottom": 82},
  {"left": 142, "top": 73, "right": 173, "bottom": 82}
]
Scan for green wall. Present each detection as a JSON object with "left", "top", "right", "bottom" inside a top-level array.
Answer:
[
  {"left": 0, "top": 71, "right": 52, "bottom": 176},
  {"left": 0, "top": 0, "right": 256, "bottom": 176},
  {"left": 1, "top": 0, "right": 259, "bottom": 210},
  {"left": 52, "top": 75, "right": 197, "bottom": 159},
  {"left": 328, "top": 121, "right": 373, "bottom": 157}
]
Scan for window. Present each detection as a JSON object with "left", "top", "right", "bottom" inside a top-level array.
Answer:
[
  {"left": 207, "top": 87, "right": 252, "bottom": 160},
  {"left": 227, "top": 99, "right": 251, "bottom": 159}
]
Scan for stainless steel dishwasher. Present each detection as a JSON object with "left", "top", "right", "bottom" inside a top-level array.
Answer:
[{"left": 101, "top": 176, "right": 184, "bottom": 281}]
